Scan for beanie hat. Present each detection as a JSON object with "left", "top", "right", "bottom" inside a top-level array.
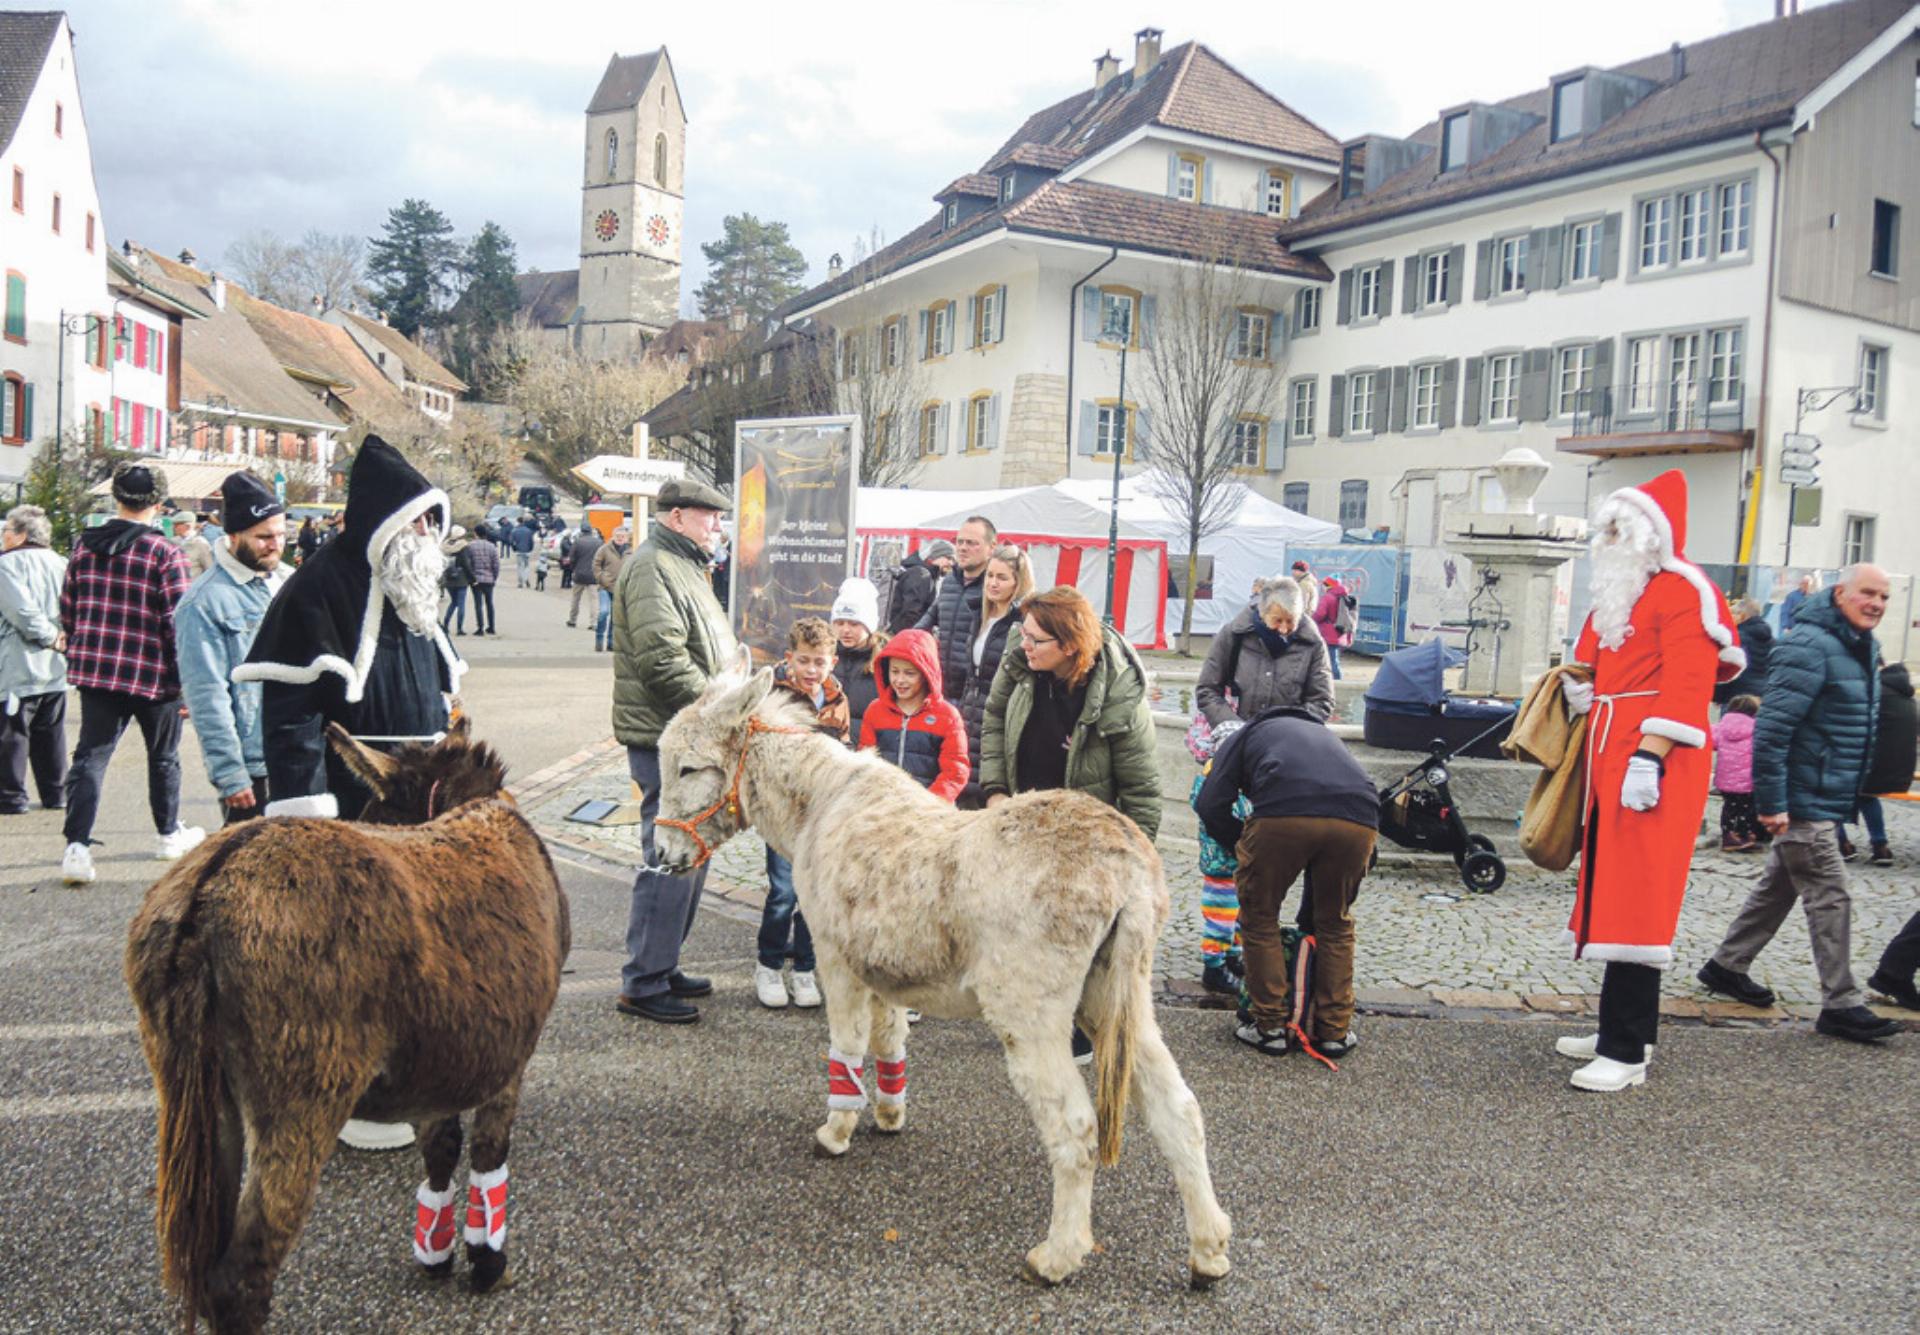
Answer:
[
  {"left": 110, "top": 461, "right": 166, "bottom": 509},
  {"left": 923, "top": 539, "right": 955, "bottom": 561},
  {"left": 221, "top": 470, "right": 284, "bottom": 531},
  {"left": 831, "top": 577, "right": 880, "bottom": 633}
]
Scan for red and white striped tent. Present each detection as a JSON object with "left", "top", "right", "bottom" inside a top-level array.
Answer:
[{"left": 856, "top": 484, "right": 1169, "bottom": 649}]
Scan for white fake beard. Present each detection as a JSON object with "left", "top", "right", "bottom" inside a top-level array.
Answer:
[
  {"left": 380, "top": 528, "right": 448, "bottom": 636},
  {"left": 1588, "top": 501, "right": 1661, "bottom": 652}
]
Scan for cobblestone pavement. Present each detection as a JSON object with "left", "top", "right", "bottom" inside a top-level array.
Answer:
[{"left": 518, "top": 743, "right": 1919, "bottom": 1027}]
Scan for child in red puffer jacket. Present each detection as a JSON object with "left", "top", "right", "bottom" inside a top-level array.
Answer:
[{"left": 1712, "top": 694, "right": 1762, "bottom": 852}]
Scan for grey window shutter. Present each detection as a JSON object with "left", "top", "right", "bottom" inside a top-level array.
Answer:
[
  {"left": 1599, "top": 213, "right": 1622, "bottom": 281},
  {"left": 1327, "top": 374, "right": 1347, "bottom": 438},
  {"left": 1264, "top": 419, "right": 1285, "bottom": 471},
  {"left": 1519, "top": 347, "right": 1552, "bottom": 421},
  {"left": 1445, "top": 244, "right": 1466, "bottom": 305},
  {"left": 1389, "top": 365, "right": 1410, "bottom": 433},
  {"left": 946, "top": 301, "right": 958, "bottom": 354},
  {"left": 1166, "top": 151, "right": 1179, "bottom": 197},
  {"left": 1336, "top": 269, "right": 1353, "bottom": 325},
  {"left": 1438, "top": 358, "right": 1460, "bottom": 429},
  {"left": 1522, "top": 230, "right": 1545, "bottom": 292},
  {"left": 918, "top": 309, "right": 930, "bottom": 359},
  {"left": 1533, "top": 227, "right": 1565, "bottom": 292},
  {"left": 963, "top": 296, "right": 977, "bottom": 351},
  {"left": 1591, "top": 337, "right": 1614, "bottom": 411},
  {"left": 1135, "top": 407, "right": 1152, "bottom": 453},
  {"left": 1080, "top": 286, "right": 1100, "bottom": 341},
  {"left": 987, "top": 393, "right": 1001, "bottom": 449},
  {"left": 1077, "top": 400, "right": 1097, "bottom": 455},
  {"left": 1202, "top": 164, "right": 1213, "bottom": 205},
  {"left": 1401, "top": 257, "right": 1418, "bottom": 314},
  {"left": 1473, "top": 240, "right": 1493, "bottom": 301},
  {"left": 1462, "top": 356, "right": 1484, "bottom": 426},
  {"left": 938, "top": 402, "right": 952, "bottom": 454},
  {"left": 1141, "top": 295, "right": 1158, "bottom": 349},
  {"left": 1378, "top": 261, "right": 1396, "bottom": 320},
  {"left": 994, "top": 284, "right": 1008, "bottom": 342}
]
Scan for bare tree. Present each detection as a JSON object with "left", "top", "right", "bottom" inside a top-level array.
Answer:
[
  {"left": 491, "top": 323, "right": 686, "bottom": 496},
  {"left": 223, "top": 231, "right": 301, "bottom": 306},
  {"left": 292, "top": 230, "right": 368, "bottom": 312},
  {"left": 823, "top": 230, "right": 931, "bottom": 488},
  {"left": 1136, "top": 221, "right": 1287, "bottom": 652}
]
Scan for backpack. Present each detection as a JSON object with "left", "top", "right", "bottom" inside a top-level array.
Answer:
[
  {"left": 1236, "top": 927, "right": 1340, "bottom": 1069},
  {"left": 1333, "top": 593, "right": 1359, "bottom": 638}
]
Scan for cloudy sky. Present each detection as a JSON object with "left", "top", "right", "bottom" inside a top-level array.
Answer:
[{"left": 69, "top": 0, "right": 1788, "bottom": 314}]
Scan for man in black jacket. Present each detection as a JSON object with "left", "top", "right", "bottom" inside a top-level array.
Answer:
[
  {"left": 566, "top": 521, "right": 603, "bottom": 628},
  {"left": 1197, "top": 706, "right": 1378, "bottom": 1059},
  {"left": 916, "top": 517, "right": 997, "bottom": 697},
  {"left": 886, "top": 540, "right": 952, "bottom": 634}
]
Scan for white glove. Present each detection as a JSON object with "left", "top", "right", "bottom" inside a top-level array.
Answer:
[
  {"left": 1620, "top": 755, "right": 1662, "bottom": 812},
  {"left": 1562, "top": 679, "right": 1594, "bottom": 717}
]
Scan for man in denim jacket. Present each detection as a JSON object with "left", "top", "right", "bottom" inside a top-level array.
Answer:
[{"left": 175, "top": 473, "right": 288, "bottom": 823}]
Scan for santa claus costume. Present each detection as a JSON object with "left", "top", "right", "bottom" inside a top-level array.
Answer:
[{"left": 1559, "top": 471, "right": 1743, "bottom": 1091}]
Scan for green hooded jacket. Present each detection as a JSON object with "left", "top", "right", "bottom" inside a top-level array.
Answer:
[
  {"left": 980, "top": 622, "right": 1161, "bottom": 839},
  {"left": 611, "top": 519, "right": 737, "bottom": 748}
]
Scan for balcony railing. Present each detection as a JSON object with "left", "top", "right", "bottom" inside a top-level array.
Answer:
[{"left": 1567, "top": 380, "right": 1750, "bottom": 440}]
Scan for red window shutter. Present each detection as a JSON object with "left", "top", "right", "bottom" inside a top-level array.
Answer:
[
  {"left": 134, "top": 325, "right": 148, "bottom": 368},
  {"left": 155, "top": 330, "right": 166, "bottom": 376},
  {"left": 132, "top": 401, "right": 145, "bottom": 448}
]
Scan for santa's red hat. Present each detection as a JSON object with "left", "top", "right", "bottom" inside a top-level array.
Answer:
[{"left": 1605, "top": 469, "right": 1746, "bottom": 682}]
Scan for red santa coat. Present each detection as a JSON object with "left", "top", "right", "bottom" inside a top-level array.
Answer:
[{"left": 1566, "top": 471, "right": 1743, "bottom": 966}]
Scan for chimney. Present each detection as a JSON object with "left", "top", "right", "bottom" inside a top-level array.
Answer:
[
  {"left": 121, "top": 237, "right": 135, "bottom": 257},
  {"left": 178, "top": 247, "right": 197, "bottom": 266},
  {"left": 1670, "top": 41, "right": 1686, "bottom": 82},
  {"left": 1094, "top": 50, "right": 1120, "bottom": 91},
  {"left": 1133, "top": 27, "right": 1163, "bottom": 80},
  {"left": 728, "top": 305, "right": 747, "bottom": 332},
  {"left": 827, "top": 252, "right": 843, "bottom": 279},
  {"left": 209, "top": 272, "right": 226, "bottom": 310}
]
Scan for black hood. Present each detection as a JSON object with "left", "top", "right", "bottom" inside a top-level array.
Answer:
[
  {"left": 79, "top": 518, "right": 157, "bottom": 558},
  {"left": 337, "top": 437, "right": 442, "bottom": 563},
  {"left": 1883, "top": 662, "right": 1913, "bottom": 699}
]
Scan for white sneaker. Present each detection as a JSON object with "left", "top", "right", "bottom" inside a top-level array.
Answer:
[
  {"left": 1555, "top": 1034, "right": 1654, "bottom": 1062},
  {"left": 789, "top": 970, "right": 823, "bottom": 1008},
  {"left": 61, "top": 842, "right": 95, "bottom": 885},
  {"left": 155, "top": 826, "right": 206, "bottom": 861},
  {"left": 754, "top": 964, "right": 790, "bottom": 1009},
  {"left": 1569, "top": 1055, "right": 1648, "bottom": 1092},
  {"left": 338, "top": 1118, "right": 415, "bottom": 1150}
]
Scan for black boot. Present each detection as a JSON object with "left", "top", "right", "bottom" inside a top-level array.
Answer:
[{"left": 1697, "top": 959, "right": 1776, "bottom": 1008}]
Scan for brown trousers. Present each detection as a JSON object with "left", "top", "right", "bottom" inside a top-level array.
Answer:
[{"left": 1233, "top": 816, "right": 1376, "bottom": 1038}]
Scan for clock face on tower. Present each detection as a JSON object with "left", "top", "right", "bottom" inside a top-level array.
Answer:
[
  {"left": 594, "top": 209, "right": 620, "bottom": 242},
  {"left": 646, "top": 213, "right": 670, "bottom": 247}
]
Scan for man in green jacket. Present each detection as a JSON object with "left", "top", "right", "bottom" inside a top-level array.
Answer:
[{"left": 613, "top": 478, "right": 737, "bottom": 1024}]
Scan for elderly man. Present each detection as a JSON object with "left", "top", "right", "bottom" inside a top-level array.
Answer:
[
  {"left": 59, "top": 462, "right": 200, "bottom": 885},
  {"left": 612, "top": 478, "right": 736, "bottom": 1024},
  {"left": 916, "top": 517, "right": 997, "bottom": 703},
  {"left": 174, "top": 472, "right": 288, "bottom": 824},
  {"left": 170, "top": 515, "right": 215, "bottom": 577},
  {"left": 0, "top": 505, "right": 67, "bottom": 815},
  {"left": 593, "top": 523, "right": 631, "bottom": 653},
  {"left": 1196, "top": 576, "right": 1335, "bottom": 726},
  {"left": 1698, "top": 563, "right": 1902, "bottom": 1044}
]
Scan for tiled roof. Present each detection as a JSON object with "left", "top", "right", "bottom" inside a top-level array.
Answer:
[
  {"left": 1287, "top": 0, "right": 1913, "bottom": 238},
  {"left": 991, "top": 143, "right": 1076, "bottom": 171},
  {"left": 339, "top": 310, "right": 466, "bottom": 391},
  {"left": 0, "top": 12, "right": 61, "bottom": 154},
  {"left": 515, "top": 269, "right": 580, "bottom": 329},
  {"left": 643, "top": 317, "right": 735, "bottom": 366},
  {"left": 587, "top": 50, "right": 661, "bottom": 113},
  {"left": 236, "top": 297, "right": 420, "bottom": 434},
  {"left": 939, "top": 173, "right": 1002, "bottom": 200}
]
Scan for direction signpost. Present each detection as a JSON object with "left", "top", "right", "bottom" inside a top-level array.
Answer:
[
  {"left": 571, "top": 423, "right": 688, "bottom": 538},
  {"left": 1779, "top": 429, "right": 1824, "bottom": 566}
]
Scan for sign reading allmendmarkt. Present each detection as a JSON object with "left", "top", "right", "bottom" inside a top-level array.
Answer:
[{"left": 731, "top": 415, "right": 859, "bottom": 663}]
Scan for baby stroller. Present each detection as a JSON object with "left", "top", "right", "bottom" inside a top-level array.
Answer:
[{"left": 1375, "top": 717, "right": 1513, "bottom": 893}]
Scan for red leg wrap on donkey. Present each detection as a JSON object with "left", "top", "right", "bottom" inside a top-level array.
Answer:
[
  {"left": 413, "top": 1182, "right": 458, "bottom": 1265},
  {"left": 464, "top": 1165, "right": 508, "bottom": 1249},
  {"left": 874, "top": 1051, "right": 906, "bottom": 1107},
  {"left": 827, "top": 1048, "right": 868, "bottom": 1111}
]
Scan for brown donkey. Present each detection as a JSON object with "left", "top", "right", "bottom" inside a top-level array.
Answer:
[{"left": 125, "top": 718, "right": 570, "bottom": 1332}]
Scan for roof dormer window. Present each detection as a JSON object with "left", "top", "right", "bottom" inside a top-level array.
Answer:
[
  {"left": 1551, "top": 77, "right": 1585, "bottom": 142},
  {"left": 944, "top": 201, "right": 958, "bottom": 229},
  {"left": 1439, "top": 113, "right": 1469, "bottom": 173},
  {"left": 1001, "top": 175, "right": 1014, "bottom": 204},
  {"left": 1340, "top": 145, "right": 1364, "bottom": 199}
]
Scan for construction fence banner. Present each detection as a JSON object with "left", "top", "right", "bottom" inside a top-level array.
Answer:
[
  {"left": 1283, "top": 544, "right": 1408, "bottom": 655},
  {"left": 731, "top": 415, "right": 860, "bottom": 663}
]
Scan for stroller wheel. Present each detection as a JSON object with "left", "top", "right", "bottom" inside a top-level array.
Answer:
[{"left": 1461, "top": 851, "right": 1506, "bottom": 893}]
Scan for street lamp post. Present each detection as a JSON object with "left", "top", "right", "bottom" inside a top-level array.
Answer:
[
  {"left": 1101, "top": 304, "right": 1130, "bottom": 625},
  {"left": 1781, "top": 383, "right": 1859, "bottom": 567}
]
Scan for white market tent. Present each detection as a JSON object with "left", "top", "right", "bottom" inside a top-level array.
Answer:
[
  {"left": 1053, "top": 473, "right": 1341, "bottom": 636},
  {"left": 856, "top": 484, "right": 1169, "bottom": 647}
]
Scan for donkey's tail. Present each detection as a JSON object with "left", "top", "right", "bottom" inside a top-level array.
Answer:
[
  {"left": 1086, "top": 888, "right": 1155, "bottom": 1169},
  {"left": 127, "top": 859, "right": 241, "bottom": 1331}
]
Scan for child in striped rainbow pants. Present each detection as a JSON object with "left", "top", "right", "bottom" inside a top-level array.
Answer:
[{"left": 1189, "top": 716, "right": 1248, "bottom": 996}]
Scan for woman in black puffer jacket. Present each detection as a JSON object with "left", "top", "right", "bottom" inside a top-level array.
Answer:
[{"left": 958, "top": 546, "right": 1035, "bottom": 807}]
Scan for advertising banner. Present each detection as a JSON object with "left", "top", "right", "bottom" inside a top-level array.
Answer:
[
  {"left": 1284, "top": 544, "right": 1408, "bottom": 655},
  {"left": 731, "top": 415, "right": 860, "bottom": 662}
]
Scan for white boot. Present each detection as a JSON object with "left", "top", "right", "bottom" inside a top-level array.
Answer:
[
  {"left": 155, "top": 826, "right": 206, "bottom": 861},
  {"left": 789, "top": 970, "right": 823, "bottom": 1009},
  {"left": 1555, "top": 1034, "right": 1654, "bottom": 1062},
  {"left": 1569, "top": 1055, "right": 1648, "bottom": 1092},
  {"left": 61, "top": 842, "right": 95, "bottom": 885},
  {"left": 754, "top": 964, "right": 790, "bottom": 1009}
]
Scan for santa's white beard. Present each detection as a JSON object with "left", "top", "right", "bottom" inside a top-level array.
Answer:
[
  {"left": 380, "top": 528, "right": 448, "bottom": 636},
  {"left": 1589, "top": 502, "right": 1661, "bottom": 652}
]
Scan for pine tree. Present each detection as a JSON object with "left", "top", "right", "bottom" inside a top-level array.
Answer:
[
  {"left": 366, "top": 199, "right": 459, "bottom": 339},
  {"left": 448, "top": 221, "right": 521, "bottom": 398},
  {"left": 695, "top": 214, "right": 808, "bottom": 323}
]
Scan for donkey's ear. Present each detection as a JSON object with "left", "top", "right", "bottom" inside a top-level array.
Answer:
[
  {"left": 717, "top": 665, "right": 777, "bottom": 724},
  {"left": 731, "top": 643, "right": 753, "bottom": 678},
  {"left": 327, "top": 723, "right": 397, "bottom": 797}
]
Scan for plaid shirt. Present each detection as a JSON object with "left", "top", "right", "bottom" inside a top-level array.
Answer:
[{"left": 60, "top": 525, "right": 193, "bottom": 700}]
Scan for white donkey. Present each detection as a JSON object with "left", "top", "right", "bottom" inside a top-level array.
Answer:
[{"left": 651, "top": 664, "right": 1231, "bottom": 1289}]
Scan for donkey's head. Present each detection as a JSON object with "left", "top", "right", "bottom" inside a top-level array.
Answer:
[
  {"left": 652, "top": 654, "right": 777, "bottom": 871},
  {"left": 326, "top": 715, "right": 510, "bottom": 826}
]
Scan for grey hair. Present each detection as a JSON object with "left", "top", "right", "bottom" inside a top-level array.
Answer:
[
  {"left": 1732, "top": 597, "right": 1763, "bottom": 622},
  {"left": 3, "top": 504, "right": 51, "bottom": 546},
  {"left": 1836, "top": 563, "right": 1885, "bottom": 590},
  {"left": 1259, "top": 576, "right": 1304, "bottom": 621}
]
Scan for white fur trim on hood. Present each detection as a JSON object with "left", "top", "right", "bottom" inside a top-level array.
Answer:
[{"left": 1609, "top": 486, "right": 1737, "bottom": 657}]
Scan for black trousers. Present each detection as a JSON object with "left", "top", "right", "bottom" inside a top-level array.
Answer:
[
  {"left": 1877, "top": 912, "right": 1920, "bottom": 985},
  {"left": 470, "top": 584, "right": 497, "bottom": 633},
  {"left": 0, "top": 690, "right": 66, "bottom": 811},
  {"left": 63, "top": 688, "right": 183, "bottom": 845},
  {"left": 1596, "top": 961, "right": 1661, "bottom": 1062},
  {"left": 222, "top": 776, "right": 271, "bottom": 826}
]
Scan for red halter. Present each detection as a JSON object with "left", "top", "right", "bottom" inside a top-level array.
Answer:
[{"left": 655, "top": 716, "right": 809, "bottom": 868}]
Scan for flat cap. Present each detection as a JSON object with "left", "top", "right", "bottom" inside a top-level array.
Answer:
[{"left": 657, "top": 477, "right": 730, "bottom": 512}]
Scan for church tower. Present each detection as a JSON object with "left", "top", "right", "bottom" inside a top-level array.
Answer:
[{"left": 577, "top": 49, "right": 684, "bottom": 357}]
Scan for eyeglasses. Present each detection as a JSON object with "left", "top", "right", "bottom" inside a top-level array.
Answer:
[{"left": 1025, "top": 632, "right": 1058, "bottom": 648}]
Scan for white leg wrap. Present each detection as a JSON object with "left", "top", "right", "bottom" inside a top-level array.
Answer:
[
  {"left": 464, "top": 1164, "right": 508, "bottom": 1250},
  {"left": 874, "top": 1049, "right": 907, "bottom": 1107},
  {"left": 413, "top": 1180, "right": 458, "bottom": 1265},
  {"left": 827, "top": 1047, "right": 869, "bottom": 1111}
]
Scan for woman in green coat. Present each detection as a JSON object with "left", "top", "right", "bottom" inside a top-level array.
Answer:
[{"left": 980, "top": 584, "right": 1161, "bottom": 840}]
